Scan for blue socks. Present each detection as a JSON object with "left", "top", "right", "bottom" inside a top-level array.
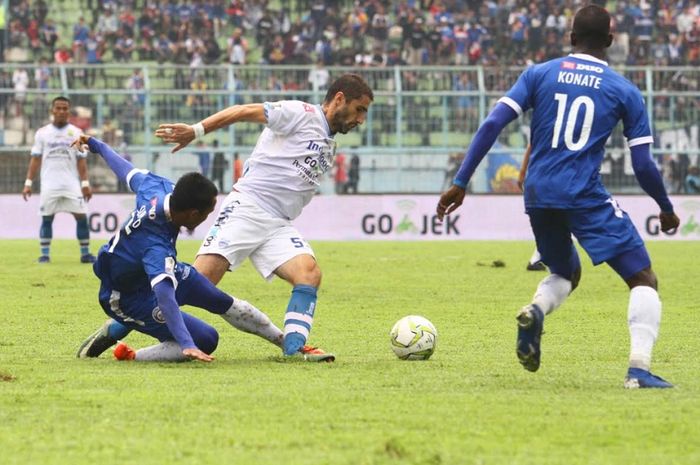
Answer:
[
  {"left": 40, "top": 215, "right": 53, "bottom": 257},
  {"left": 107, "top": 319, "right": 131, "bottom": 340},
  {"left": 76, "top": 216, "right": 90, "bottom": 256},
  {"left": 283, "top": 285, "right": 317, "bottom": 355}
]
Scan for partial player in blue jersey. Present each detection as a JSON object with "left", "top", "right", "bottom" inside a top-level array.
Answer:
[
  {"left": 73, "top": 135, "right": 287, "bottom": 362},
  {"left": 437, "top": 5, "right": 680, "bottom": 389}
]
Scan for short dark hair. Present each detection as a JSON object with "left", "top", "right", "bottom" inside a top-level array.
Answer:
[
  {"left": 52, "top": 96, "right": 71, "bottom": 107},
  {"left": 324, "top": 73, "right": 374, "bottom": 104},
  {"left": 572, "top": 5, "right": 611, "bottom": 49},
  {"left": 171, "top": 172, "right": 218, "bottom": 213}
]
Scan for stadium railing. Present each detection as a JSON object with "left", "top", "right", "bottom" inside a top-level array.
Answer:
[{"left": 0, "top": 64, "right": 698, "bottom": 194}]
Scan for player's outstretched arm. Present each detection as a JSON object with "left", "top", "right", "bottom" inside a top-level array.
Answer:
[
  {"left": 73, "top": 135, "right": 135, "bottom": 184},
  {"left": 630, "top": 143, "right": 680, "bottom": 232},
  {"left": 153, "top": 280, "right": 214, "bottom": 362},
  {"left": 155, "top": 103, "right": 266, "bottom": 153},
  {"left": 436, "top": 103, "right": 518, "bottom": 220}
]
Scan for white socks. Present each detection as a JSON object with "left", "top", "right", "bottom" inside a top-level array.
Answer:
[
  {"left": 135, "top": 341, "right": 186, "bottom": 362},
  {"left": 627, "top": 286, "right": 661, "bottom": 371},
  {"left": 529, "top": 249, "right": 542, "bottom": 265},
  {"left": 221, "top": 299, "right": 284, "bottom": 348},
  {"left": 532, "top": 274, "right": 572, "bottom": 315}
]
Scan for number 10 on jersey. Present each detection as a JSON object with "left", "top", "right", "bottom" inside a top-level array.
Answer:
[{"left": 551, "top": 93, "right": 595, "bottom": 151}]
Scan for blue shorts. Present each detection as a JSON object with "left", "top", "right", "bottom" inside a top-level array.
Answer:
[
  {"left": 527, "top": 200, "right": 650, "bottom": 280},
  {"left": 98, "top": 262, "right": 218, "bottom": 347}
]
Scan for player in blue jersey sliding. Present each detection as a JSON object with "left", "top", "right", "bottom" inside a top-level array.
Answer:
[
  {"left": 72, "top": 134, "right": 316, "bottom": 362},
  {"left": 437, "top": 5, "right": 679, "bottom": 388}
]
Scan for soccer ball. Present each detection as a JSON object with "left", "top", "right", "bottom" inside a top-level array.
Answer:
[{"left": 390, "top": 315, "right": 437, "bottom": 360}]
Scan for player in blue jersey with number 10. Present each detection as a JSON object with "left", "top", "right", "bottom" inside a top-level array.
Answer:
[{"left": 437, "top": 5, "right": 680, "bottom": 388}]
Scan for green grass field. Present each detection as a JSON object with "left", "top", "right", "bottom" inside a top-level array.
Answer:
[{"left": 1, "top": 240, "right": 698, "bottom": 465}]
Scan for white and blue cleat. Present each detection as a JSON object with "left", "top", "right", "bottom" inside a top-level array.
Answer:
[
  {"left": 624, "top": 368, "right": 674, "bottom": 389},
  {"left": 516, "top": 304, "right": 544, "bottom": 372}
]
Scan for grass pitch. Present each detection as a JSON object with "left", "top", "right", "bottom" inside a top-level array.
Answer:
[{"left": 0, "top": 240, "right": 698, "bottom": 465}]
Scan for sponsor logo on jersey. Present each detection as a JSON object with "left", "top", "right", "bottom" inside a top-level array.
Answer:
[
  {"left": 152, "top": 306, "right": 166, "bottom": 324},
  {"left": 575, "top": 63, "right": 604, "bottom": 73},
  {"left": 164, "top": 256, "right": 175, "bottom": 274},
  {"left": 561, "top": 61, "right": 576, "bottom": 69},
  {"left": 148, "top": 197, "right": 157, "bottom": 219}
]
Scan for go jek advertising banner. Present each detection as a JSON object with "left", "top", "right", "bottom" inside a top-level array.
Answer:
[{"left": 1, "top": 195, "right": 699, "bottom": 241}]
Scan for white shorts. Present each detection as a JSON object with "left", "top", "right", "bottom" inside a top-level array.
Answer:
[
  {"left": 197, "top": 191, "right": 315, "bottom": 281},
  {"left": 39, "top": 194, "right": 88, "bottom": 216}
]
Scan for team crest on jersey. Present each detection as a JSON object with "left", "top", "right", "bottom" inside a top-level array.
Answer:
[
  {"left": 302, "top": 103, "right": 316, "bottom": 113},
  {"left": 152, "top": 307, "right": 166, "bottom": 324}
]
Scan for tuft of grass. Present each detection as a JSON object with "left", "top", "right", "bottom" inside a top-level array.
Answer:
[{"left": 1, "top": 239, "right": 699, "bottom": 465}]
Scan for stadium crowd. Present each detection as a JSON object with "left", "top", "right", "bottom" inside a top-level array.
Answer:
[{"left": 3, "top": 0, "right": 700, "bottom": 67}]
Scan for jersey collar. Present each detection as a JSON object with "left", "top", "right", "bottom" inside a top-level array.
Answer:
[
  {"left": 568, "top": 53, "right": 608, "bottom": 66},
  {"left": 164, "top": 193, "right": 172, "bottom": 222},
  {"left": 317, "top": 104, "right": 332, "bottom": 137}
]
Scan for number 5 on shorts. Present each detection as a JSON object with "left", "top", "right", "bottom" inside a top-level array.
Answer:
[{"left": 290, "top": 237, "right": 305, "bottom": 248}]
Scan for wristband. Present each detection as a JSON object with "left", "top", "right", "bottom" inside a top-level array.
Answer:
[
  {"left": 24, "top": 179, "right": 33, "bottom": 188},
  {"left": 81, "top": 180, "right": 90, "bottom": 188},
  {"left": 192, "top": 122, "right": 205, "bottom": 139}
]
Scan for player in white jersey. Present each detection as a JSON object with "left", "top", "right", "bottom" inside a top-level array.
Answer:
[
  {"left": 156, "top": 74, "right": 374, "bottom": 359},
  {"left": 22, "top": 96, "right": 95, "bottom": 264}
]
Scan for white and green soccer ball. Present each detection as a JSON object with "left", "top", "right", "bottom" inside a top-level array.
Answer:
[{"left": 390, "top": 315, "right": 437, "bottom": 360}]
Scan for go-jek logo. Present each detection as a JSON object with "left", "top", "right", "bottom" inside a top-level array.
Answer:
[
  {"left": 646, "top": 200, "right": 700, "bottom": 237},
  {"left": 361, "top": 200, "right": 461, "bottom": 236}
]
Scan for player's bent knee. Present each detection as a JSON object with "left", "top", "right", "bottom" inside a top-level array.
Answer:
[
  {"left": 193, "top": 254, "right": 229, "bottom": 285},
  {"left": 196, "top": 326, "right": 219, "bottom": 355},
  {"left": 626, "top": 267, "right": 657, "bottom": 290}
]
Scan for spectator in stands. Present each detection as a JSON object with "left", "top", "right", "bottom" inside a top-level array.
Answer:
[
  {"left": 96, "top": 8, "right": 119, "bottom": 44},
  {"left": 194, "top": 140, "right": 211, "bottom": 178},
  {"left": 686, "top": 166, "right": 700, "bottom": 194},
  {"left": 346, "top": 153, "right": 360, "bottom": 195},
  {"left": 334, "top": 151, "right": 348, "bottom": 195},
  {"left": 127, "top": 68, "right": 145, "bottom": 107},
  {"left": 226, "top": 27, "right": 248, "bottom": 64},
  {"left": 12, "top": 67, "right": 28, "bottom": 116},
  {"left": 114, "top": 29, "right": 135, "bottom": 62},
  {"left": 40, "top": 19, "right": 58, "bottom": 55},
  {"left": 233, "top": 152, "right": 243, "bottom": 184},
  {"left": 211, "top": 140, "right": 228, "bottom": 193},
  {"left": 308, "top": 59, "right": 329, "bottom": 91},
  {"left": 73, "top": 17, "right": 89, "bottom": 63}
]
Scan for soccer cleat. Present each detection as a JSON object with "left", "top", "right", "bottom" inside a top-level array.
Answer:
[
  {"left": 516, "top": 304, "right": 544, "bottom": 372},
  {"left": 80, "top": 253, "right": 96, "bottom": 264},
  {"left": 113, "top": 342, "right": 136, "bottom": 361},
  {"left": 299, "top": 345, "right": 335, "bottom": 363},
  {"left": 526, "top": 261, "right": 547, "bottom": 271},
  {"left": 38, "top": 255, "right": 50, "bottom": 263},
  {"left": 76, "top": 319, "right": 120, "bottom": 358},
  {"left": 624, "top": 368, "right": 674, "bottom": 389}
]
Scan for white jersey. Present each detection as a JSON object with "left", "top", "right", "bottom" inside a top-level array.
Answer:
[
  {"left": 31, "top": 123, "right": 86, "bottom": 198},
  {"left": 234, "top": 100, "right": 337, "bottom": 220}
]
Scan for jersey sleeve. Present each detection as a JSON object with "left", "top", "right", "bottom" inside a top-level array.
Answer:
[
  {"left": 263, "top": 100, "right": 303, "bottom": 136},
  {"left": 142, "top": 244, "right": 178, "bottom": 289},
  {"left": 498, "top": 66, "right": 535, "bottom": 116},
  {"left": 30, "top": 129, "right": 43, "bottom": 157},
  {"left": 127, "top": 169, "right": 150, "bottom": 192},
  {"left": 621, "top": 86, "right": 653, "bottom": 147}
]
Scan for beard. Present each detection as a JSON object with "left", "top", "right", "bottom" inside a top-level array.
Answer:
[{"left": 330, "top": 108, "right": 357, "bottom": 134}]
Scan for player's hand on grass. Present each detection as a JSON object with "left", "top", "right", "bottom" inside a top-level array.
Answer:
[
  {"left": 437, "top": 185, "right": 466, "bottom": 221},
  {"left": 183, "top": 348, "right": 214, "bottom": 362},
  {"left": 659, "top": 211, "right": 680, "bottom": 233},
  {"left": 155, "top": 124, "right": 195, "bottom": 153}
]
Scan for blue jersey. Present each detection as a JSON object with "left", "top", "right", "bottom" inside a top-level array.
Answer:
[
  {"left": 500, "top": 53, "right": 653, "bottom": 209},
  {"left": 95, "top": 169, "right": 179, "bottom": 293}
]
